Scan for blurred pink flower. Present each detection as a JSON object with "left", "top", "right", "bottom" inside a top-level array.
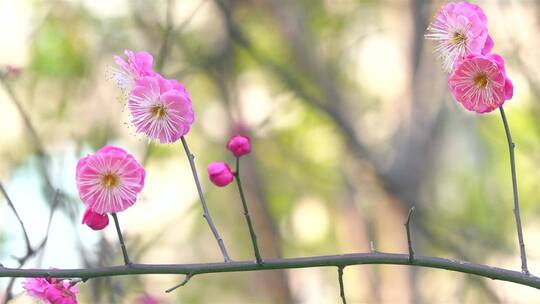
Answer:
[
  {"left": 23, "top": 277, "right": 49, "bottom": 299},
  {"left": 109, "top": 50, "right": 155, "bottom": 95},
  {"left": 208, "top": 162, "right": 234, "bottom": 187},
  {"left": 5, "top": 65, "right": 22, "bottom": 78},
  {"left": 135, "top": 294, "right": 161, "bottom": 304},
  {"left": 448, "top": 54, "right": 513, "bottom": 113},
  {"left": 44, "top": 281, "right": 79, "bottom": 304},
  {"left": 81, "top": 207, "right": 109, "bottom": 230},
  {"left": 23, "top": 278, "right": 78, "bottom": 304},
  {"left": 426, "top": 1, "right": 491, "bottom": 72},
  {"left": 227, "top": 135, "right": 251, "bottom": 157},
  {"left": 128, "top": 75, "right": 194, "bottom": 143},
  {"left": 76, "top": 145, "right": 145, "bottom": 214}
]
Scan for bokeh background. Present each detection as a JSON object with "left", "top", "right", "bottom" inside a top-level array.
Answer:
[{"left": 0, "top": 0, "right": 539, "bottom": 303}]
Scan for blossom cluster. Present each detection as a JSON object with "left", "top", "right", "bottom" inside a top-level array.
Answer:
[
  {"left": 426, "top": 1, "right": 513, "bottom": 113},
  {"left": 23, "top": 277, "right": 79, "bottom": 304},
  {"left": 111, "top": 50, "right": 195, "bottom": 143},
  {"left": 23, "top": 49, "right": 198, "bottom": 303}
]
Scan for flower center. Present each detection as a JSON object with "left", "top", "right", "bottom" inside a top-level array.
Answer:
[
  {"left": 474, "top": 73, "right": 489, "bottom": 89},
  {"left": 101, "top": 172, "right": 119, "bottom": 189},
  {"left": 450, "top": 31, "right": 467, "bottom": 45},
  {"left": 150, "top": 104, "right": 167, "bottom": 119}
]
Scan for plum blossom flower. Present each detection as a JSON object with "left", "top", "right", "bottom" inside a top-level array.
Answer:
[
  {"left": 448, "top": 53, "right": 513, "bottom": 113},
  {"left": 23, "top": 277, "right": 79, "bottom": 304},
  {"left": 227, "top": 135, "right": 251, "bottom": 157},
  {"left": 23, "top": 277, "right": 50, "bottom": 299},
  {"left": 81, "top": 207, "right": 109, "bottom": 230},
  {"left": 76, "top": 145, "right": 146, "bottom": 214},
  {"left": 128, "top": 75, "right": 194, "bottom": 143},
  {"left": 208, "top": 162, "right": 234, "bottom": 187},
  {"left": 426, "top": 1, "right": 492, "bottom": 72},
  {"left": 44, "top": 281, "right": 79, "bottom": 304},
  {"left": 109, "top": 50, "right": 155, "bottom": 95}
]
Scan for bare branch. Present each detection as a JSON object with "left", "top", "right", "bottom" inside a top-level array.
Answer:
[{"left": 1, "top": 252, "right": 539, "bottom": 289}]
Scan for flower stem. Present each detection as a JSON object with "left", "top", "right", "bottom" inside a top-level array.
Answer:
[
  {"left": 499, "top": 106, "right": 528, "bottom": 274},
  {"left": 233, "top": 157, "right": 263, "bottom": 265},
  {"left": 180, "top": 136, "right": 231, "bottom": 262},
  {"left": 111, "top": 213, "right": 131, "bottom": 266}
]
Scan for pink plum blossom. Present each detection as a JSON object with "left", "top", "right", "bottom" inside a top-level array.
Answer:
[
  {"left": 81, "top": 207, "right": 109, "bottom": 230},
  {"left": 227, "top": 135, "right": 251, "bottom": 157},
  {"left": 76, "top": 145, "right": 145, "bottom": 214},
  {"left": 426, "top": 1, "right": 492, "bottom": 72},
  {"left": 128, "top": 75, "right": 194, "bottom": 143},
  {"left": 448, "top": 53, "right": 513, "bottom": 113},
  {"left": 109, "top": 50, "right": 155, "bottom": 95},
  {"left": 23, "top": 277, "right": 50, "bottom": 299},
  {"left": 23, "top": 277, "right": 79, "bottom": 304},
  {"left": 44, "top": 281, "right": 79, "bottom": 304},
  {"left": 208, "top": 162, "right": 234, "bottom": 187}
]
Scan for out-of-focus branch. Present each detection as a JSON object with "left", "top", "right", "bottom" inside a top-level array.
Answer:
[
  {"left": 0, "top": 79, "right": 45, "bottom": 157},
  {"left": 141, "top": 0, "right": 208, "bottom": 165},
  {"left": 2, "top": 189, "right": 60, "bottom": 304},
  {"left": 0, "top": 182, "right": 32, "bottom": 254},
  {"left": 0, "top": 78, "right": 56, "bottom": 197}
]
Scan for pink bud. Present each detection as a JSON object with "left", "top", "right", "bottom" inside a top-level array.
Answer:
[
  {"left": 207, "top": 162, "right": 234, "bottom": 187},
  {"left": 227, "top": 135, "right": 251, "bottom": 157},
  {"left": 81, "top": 208, "right": 109, "bottom": 230}
]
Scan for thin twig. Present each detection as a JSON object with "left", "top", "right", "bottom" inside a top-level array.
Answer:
[
  {"left": 165, "top": 273, "right": 194, "bottom": 293},
  {"left": 0, "top": 182, "right": 32, "bottom": 253},
  {"left": 499, "top": 106, "right": 529, "bottom": 274},
  {"left": 111, "top": 213, "right": 131, "bottom": 266},
  {"left": 337, "top": 266, "right": 347, "bottom": 304},
  {"left": 405, "top": 206, "right": 415, "bottom": 263},
  {"left": 180, "top": 136, "right": 231, "bottom": 262},
  {"left": 233, "top": 157, "right": 263, "bottom": 265}
]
